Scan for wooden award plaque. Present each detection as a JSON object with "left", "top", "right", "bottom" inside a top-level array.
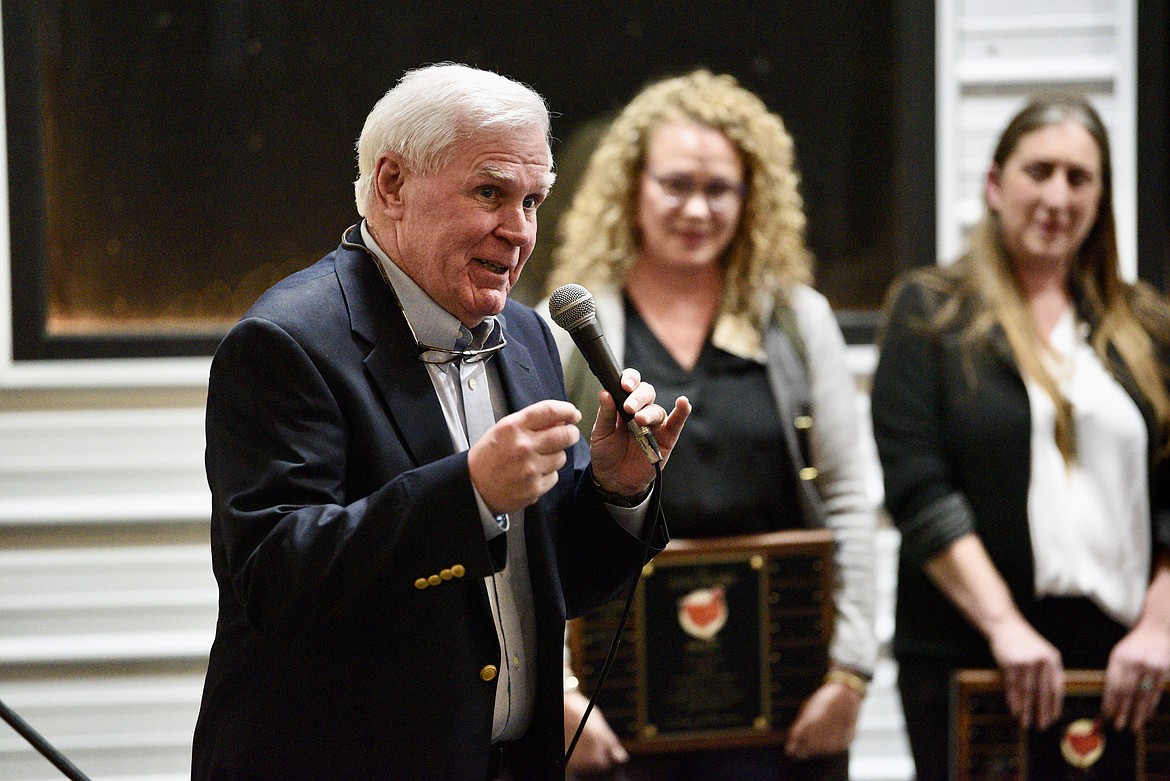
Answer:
[
  {"left": 568, "top": 529, "right": 834, "bottom": 754},
  {"left": 951, "top": 669, "right": 1170, "bottom": 780}
]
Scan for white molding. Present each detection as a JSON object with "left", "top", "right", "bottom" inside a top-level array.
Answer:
[
  {"left": 958, "top": 12, "right": 1116, "bottom": 33},
  {"left": 845, "top": 344, "right": 878, "bottom": 380},
  {"left": 1, "top": 612, "right": 216, "bottom": 650},
  {"left": 953, "top": 56, "right": 1116, "bottom": 84},
  {"left": 0, "top": 493, "right": 210, "bottom": 526},
  {"left": 1113, "top": 0, "right": 1138, "bottom": 280},
  {"left": 0, "top": 630, "right": 212, "bottom": 665},
  {"left": 0, "top": 357, "right": 212, "bottom": 390}
]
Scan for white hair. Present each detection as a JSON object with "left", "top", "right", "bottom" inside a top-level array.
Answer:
[{"left": 354, "top": 63, "right": 553, "bottom": 216}]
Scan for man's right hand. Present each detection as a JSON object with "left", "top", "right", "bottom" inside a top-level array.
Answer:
[{"left": 469, "top": 400, "right": 582, "bottom": 516}]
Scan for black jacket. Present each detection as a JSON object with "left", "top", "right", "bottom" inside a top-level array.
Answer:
[{"left": 871, "top": 275, "right": 1170, "bottom": 665}]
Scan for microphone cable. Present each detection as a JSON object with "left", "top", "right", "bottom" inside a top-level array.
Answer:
[
  {"left": 0, "top": 695, "right": 93, "bottom": 781},
  {"left": 564, "top": 460, "right": 663, "bottom": 765}
]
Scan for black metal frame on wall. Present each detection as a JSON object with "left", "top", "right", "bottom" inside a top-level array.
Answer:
[{"left": 1137, "top": 0, "right": 1170, "bottom": 289}]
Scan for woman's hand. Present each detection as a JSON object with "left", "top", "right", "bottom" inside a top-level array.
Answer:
[
  {"left": 564, "top": 689, "right": 629, "bottom": 776},
  {"left": 924, "top": 534, "right": 1064, "bottom": 729},
  {"left": 986, "top": 614, "right": 1065, "bottom": 730},
  {"left": 1102, "top": 621, "right": 1170, "bottom": 731},
  {"left": 1102, "top": 552, "right": 1170, "bottom": 732},
  {"left": 784, "top": 679, "right": 863, "bottom": 758}
]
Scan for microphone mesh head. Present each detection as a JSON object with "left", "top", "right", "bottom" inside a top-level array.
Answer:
[{"left": 548, "top": 284, "right": 596, "bottom": 332}]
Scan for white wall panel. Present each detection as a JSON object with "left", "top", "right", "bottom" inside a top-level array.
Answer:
[
  {"left": 0, "top": 402, "right": 213, "bottom": 780},
  {"left": 938, "top": 1, "right": 1136, "bottom": 275}
]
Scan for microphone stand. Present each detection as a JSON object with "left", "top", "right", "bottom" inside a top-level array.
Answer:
[{"left": 0, "top": 696, "right": 93, "bottom": 781}]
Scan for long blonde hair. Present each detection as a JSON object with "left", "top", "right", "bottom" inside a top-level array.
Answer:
[
  {"left": 910, "top": 94, "right": 1170, "bottom": 461},
  {"left": 545, "top": 70, "right": 812, "bottom": 324}
]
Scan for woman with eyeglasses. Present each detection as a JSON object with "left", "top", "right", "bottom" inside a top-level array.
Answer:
[
  {"left": 871, "top": 94, "right": 1170, "bottom": 781},
  {"left": 541, "top": 70, "right": 878, "bottom": 781}
]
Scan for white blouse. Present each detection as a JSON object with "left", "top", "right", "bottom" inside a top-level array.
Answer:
[{"left": 1026, "top": 308, "right": 1149, "bottom": 626}]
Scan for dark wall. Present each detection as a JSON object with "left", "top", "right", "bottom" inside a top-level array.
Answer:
[{"left": 8, "top": 1, "right": 930, "bottom": 358}]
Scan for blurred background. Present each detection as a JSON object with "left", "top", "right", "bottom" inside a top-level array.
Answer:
[{"left": 0, "top": 2, "right": 1165, "bottom": 779}]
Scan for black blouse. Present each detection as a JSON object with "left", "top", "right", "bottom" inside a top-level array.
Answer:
[{"left": 624, "top": 297, "right": 801, "bottom": 538}]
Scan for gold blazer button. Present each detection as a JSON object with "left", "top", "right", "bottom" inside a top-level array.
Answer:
[
  {"left": 414, "top": 578, "right": 429, "bottom": 590},
  {"left": 799, "top": 466, "right": 819, "bottom": 481},
  {"left": 427, "top": 574, "right": 442, "bottom": 587},
  {"left": 794, "top": 415, "right": 814, "bottom": 430},
  {"left": 480, "top": 665, "right": 498, "bottom": 682},
  {"left": 451, "top": 564, "right": 466, "bottom": 578}
]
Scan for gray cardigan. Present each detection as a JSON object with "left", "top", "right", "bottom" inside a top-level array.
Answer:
[{"left": 541, "top": 284, "right": 878, "bottom": 675}]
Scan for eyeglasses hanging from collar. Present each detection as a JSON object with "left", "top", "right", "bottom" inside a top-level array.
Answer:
[
  {"left": 342, "top": 227, "right": 508, "bottom": 366},
  {"left": 413, "top": 328, "right": 507, "bottom": 365}
]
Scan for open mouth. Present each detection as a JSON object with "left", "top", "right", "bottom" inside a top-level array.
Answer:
[{"left": 475, "top": 258, "right": 509, "bottom": 274}]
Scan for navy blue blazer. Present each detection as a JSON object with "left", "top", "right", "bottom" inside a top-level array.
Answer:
[{"left": 192, "top": 228, "right": 665, "bottom": 780}]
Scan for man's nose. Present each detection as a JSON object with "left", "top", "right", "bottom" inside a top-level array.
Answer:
[{"left": 496, "top": 206, "right": 535, "bottom": 247}]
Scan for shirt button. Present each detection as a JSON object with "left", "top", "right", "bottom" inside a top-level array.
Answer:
[
  {"left": 468, "top": 377, "right": 477, "bottom": 390},
  {"left": 800, "top": 466, "right": 819, "bottom": 481}
]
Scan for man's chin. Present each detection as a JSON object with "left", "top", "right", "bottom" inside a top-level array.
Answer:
[{"left": 462, "top": 291, "right": 509, "bottom": 324}]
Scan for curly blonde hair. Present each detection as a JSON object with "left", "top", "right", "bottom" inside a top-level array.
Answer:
[{"left": 545, "top": 70, "right": 812, "bottom": 323}]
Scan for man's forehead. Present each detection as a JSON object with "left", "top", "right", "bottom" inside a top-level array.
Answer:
[
  {"left": 449, "top": 126, "right": 549, "bottom": 164},
  {"left": 475, "top": 161, "right": 555, "bottom": 193}
]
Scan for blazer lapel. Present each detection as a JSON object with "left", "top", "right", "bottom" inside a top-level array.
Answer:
[
  {"left": 334, "top": 236, "right": 454, "bottom": 467},
  {"left": 494, "top": 313, "right": 541, "bottom": 413}
]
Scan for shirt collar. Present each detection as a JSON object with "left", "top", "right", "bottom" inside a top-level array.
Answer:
[
  {"left": 359, "top": 220, "right": 498, "bottom": 350},
  {"left": 710, "top": 310, "right": 767, "bottom": 363}
]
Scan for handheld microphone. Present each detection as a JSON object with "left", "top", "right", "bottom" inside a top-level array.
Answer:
[{"left": 548, "top": 284, "right": 662, "bottom": 464}]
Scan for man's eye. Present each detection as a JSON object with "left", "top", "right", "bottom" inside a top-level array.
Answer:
[
  {"left": 478, "top": 186, "right": 498, "bottom": 199},
  {"left": 523, "top": 195, "right": 541, "bottom": 210}
]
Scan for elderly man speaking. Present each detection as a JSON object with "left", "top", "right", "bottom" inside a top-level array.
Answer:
[{"left": 192, "top": 63, "right": 690, "bottom": 781}]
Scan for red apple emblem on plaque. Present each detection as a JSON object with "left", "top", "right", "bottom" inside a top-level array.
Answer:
[
  {"left": 1059, "top": 718, "right": 1104, "bottom": 769},
  {"left": 677, "top": 586, "right": 728, "bottom": 640}
]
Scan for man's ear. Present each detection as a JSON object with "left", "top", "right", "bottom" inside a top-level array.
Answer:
[{"left": 373, "top": 154, "right": 407, "bottom": 219}]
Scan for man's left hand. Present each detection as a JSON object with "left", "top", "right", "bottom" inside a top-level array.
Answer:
[{"left": 588, "top": 369, "right": 690, "bottom": 499}]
